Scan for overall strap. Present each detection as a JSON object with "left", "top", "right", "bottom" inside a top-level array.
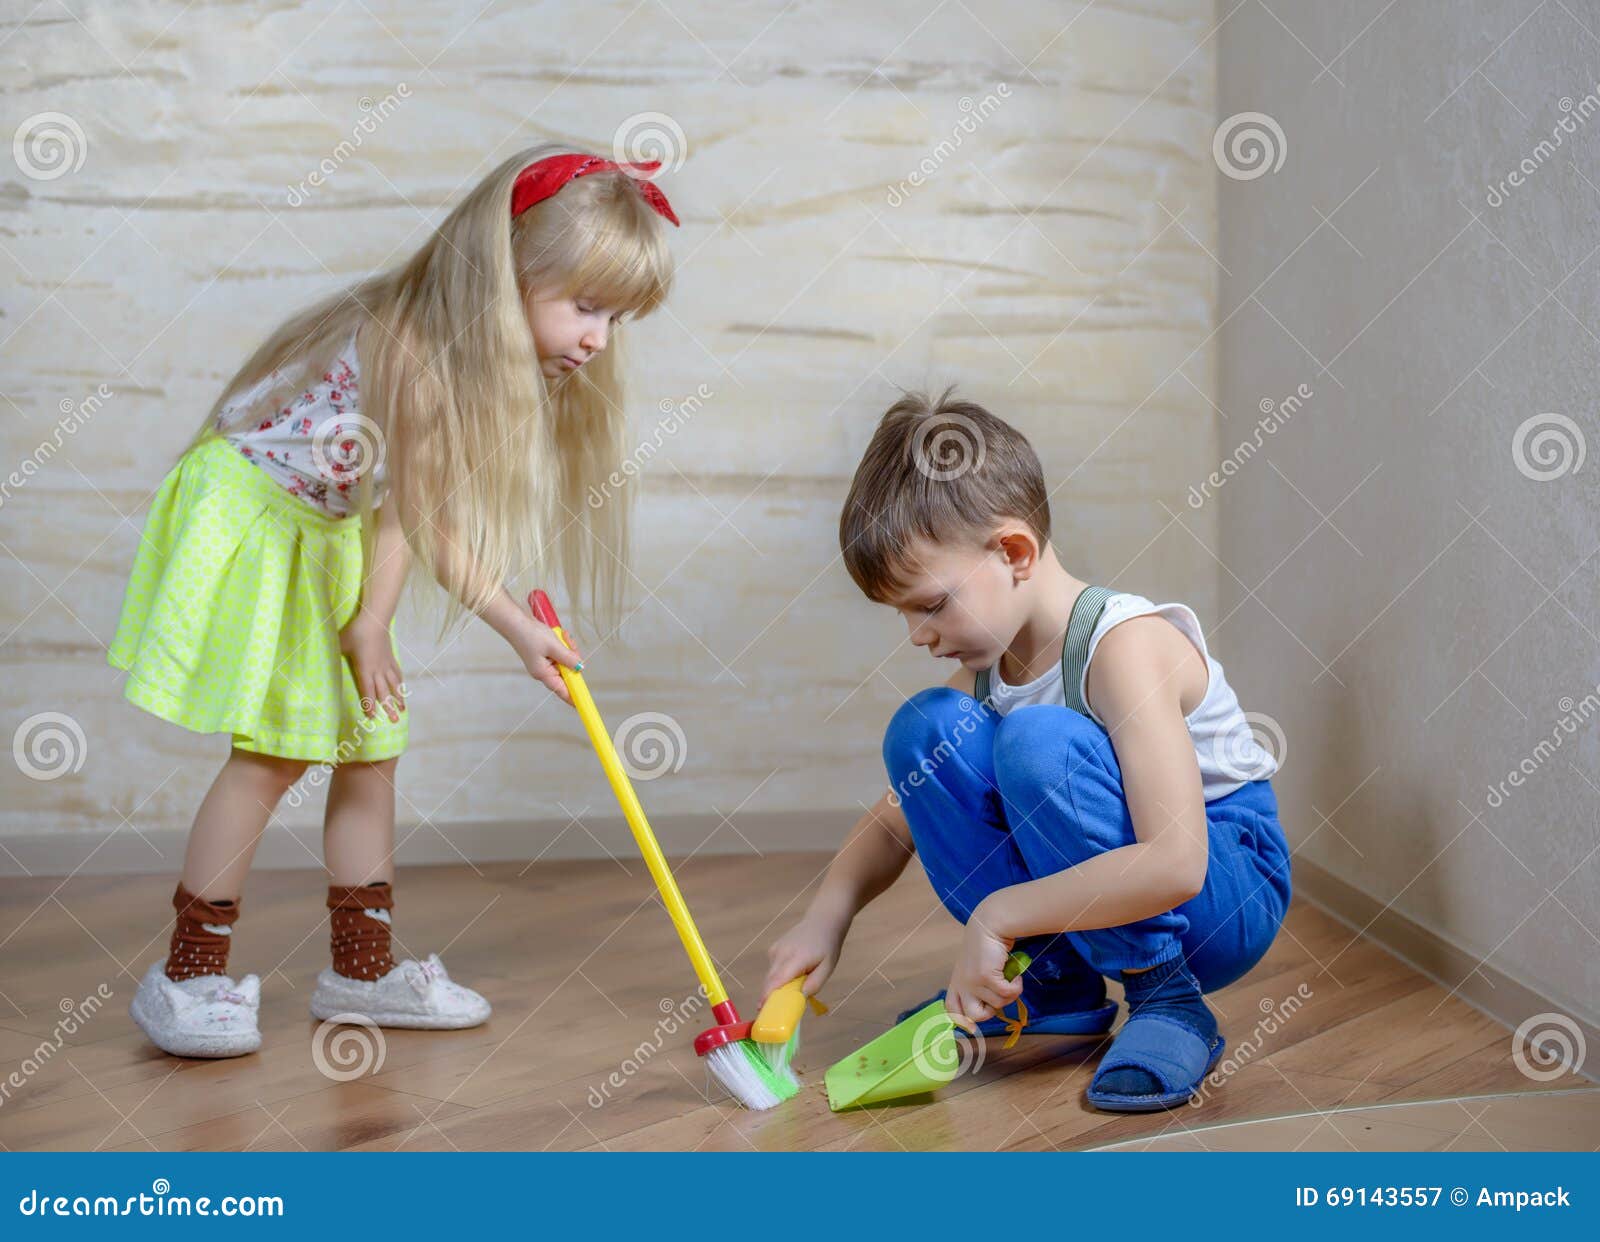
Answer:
[
  {"left": 973, "top": 585, "right": 1116, "bottom": 712},
  {"left": 1059, "top": 585, "right": 1115, "bottom": 716}
]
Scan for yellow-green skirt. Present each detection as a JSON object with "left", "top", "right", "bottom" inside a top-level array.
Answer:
[{"left": 108, "top": 435, "right": 408, "bottom": 764}]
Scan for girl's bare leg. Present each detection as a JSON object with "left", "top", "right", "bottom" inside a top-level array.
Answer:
[
  {"left": 323, "top": 758, "right": 399, "bottom": 886},
  {"left": 180, "top": 749, "right": 309, "bottom": 899}
]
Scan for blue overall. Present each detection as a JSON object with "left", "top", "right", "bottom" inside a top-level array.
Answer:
[{"left": 883, "top": 686, "right": 1292, "bottom": 994}]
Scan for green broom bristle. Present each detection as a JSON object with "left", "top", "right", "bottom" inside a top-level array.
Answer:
[
  {"left": 756, "top": 1026, "right": 800, "bottom": 1077},
  {"left": 704, "top": 1038, "right": 799, "bottom": 1110}
]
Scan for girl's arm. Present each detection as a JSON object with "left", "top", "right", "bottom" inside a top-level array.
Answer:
[
  {"left": 361, "top": 492, "right": 411, "bottom": 624},
  {"left": 339, "top": 496, "right": 412, "bottom": 722},
  {"left": 398, "top": 499, "right": 583, "bottom": 706},
  {"left": 973, "top": 616, "right": 1212, "bottom": 942}
]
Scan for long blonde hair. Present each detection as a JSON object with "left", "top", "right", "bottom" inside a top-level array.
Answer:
[{"left": 197, "top": 143, "right": 674, "bottom": 636}]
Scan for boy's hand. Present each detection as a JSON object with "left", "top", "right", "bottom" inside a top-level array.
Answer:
[
  {"left": 945, "top": 917, "right": 1022, "bottom": 1024},
  {"left": 762, "top": 912, "right": 848, "bottom": 1004},
  {"left": 516, "top": 620, "right": 584, "bottom": 706},
  {"left": 339, "top": 612, "right": 406, "bottom": 722}
]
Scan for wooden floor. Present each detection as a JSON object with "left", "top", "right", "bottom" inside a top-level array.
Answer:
[{"left": 0, "top": 852, "right": 1594, "bottom": 1151}]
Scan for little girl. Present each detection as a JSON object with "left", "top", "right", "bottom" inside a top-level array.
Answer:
[{"left": 108, "top": 145, "right": 679, "bottom": 1058}]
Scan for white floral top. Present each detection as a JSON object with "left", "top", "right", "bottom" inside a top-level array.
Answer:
[{"left": 216, "top": 330, "right": 388, "bottom": 516}]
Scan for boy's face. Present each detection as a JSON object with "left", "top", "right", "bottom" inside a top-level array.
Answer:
[{"left": 884, "top": 531, "right": 1034, "bottom": 671}]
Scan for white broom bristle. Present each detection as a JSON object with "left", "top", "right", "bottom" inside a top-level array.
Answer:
[
  {"left": 704, "top": 1040, "right": 799, "bottom": 1111},
  {"left": 757, "top": 1028, "right": 800, "bottom": 1077}
]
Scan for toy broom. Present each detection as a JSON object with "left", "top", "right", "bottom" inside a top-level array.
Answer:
[{"left": 529, "top": 591, "right": 798, "bottom": 1111}]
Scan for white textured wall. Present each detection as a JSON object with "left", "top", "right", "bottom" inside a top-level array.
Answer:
[
  {"left": 1215, "top": 2, "right": 1598, "bottom": 1025},
  {"left": 2, "top": 1, "right": 1220, "bottom": 858}
]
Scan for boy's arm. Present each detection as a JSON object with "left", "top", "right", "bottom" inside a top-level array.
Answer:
[
  {"left": 807, "top": 788, "right": 917, "bottom": 928},
  {"left": 765, "top": 669, "right": 974, "bottom": 997},
  {"left": 810, "top": 664, "right": 972, "bottom": 923},
  {"left": 762, "top": 787, "right": 912, "bottom": 998},
  {"left": 975, "top": 616, "right": 1211, "bottom": 940}
]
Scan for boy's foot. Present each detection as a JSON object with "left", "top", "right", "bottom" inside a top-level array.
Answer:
[
  {"left": 309, "top": 953, "right": 490, "bottom": 1029},
  {"left": 1086, "top": 1015, "right": 1225, "bottom": 1111},
  {"left": 896, "top": 969, "right": 1118, "bottom": 1038},
  {"left": 1087, "top": 955, "right": 1222, "bottom": 1111},
  {"left": 129, "top": 960, "right": 262, "bottom": 1059}
]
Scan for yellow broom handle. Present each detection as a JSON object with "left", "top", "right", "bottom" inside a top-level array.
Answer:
[{"left": 529, "top": 592, "right": 728, "bottom": 1009}]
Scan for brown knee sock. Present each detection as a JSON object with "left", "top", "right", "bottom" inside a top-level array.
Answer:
[
  {"left": 165, "top": 884, "right": 241, "bottom": 981},
  {"left": 328, "top": 881, "right": 396, "bottom": 981}
]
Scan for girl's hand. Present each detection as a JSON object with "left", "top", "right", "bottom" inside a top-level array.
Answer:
[
  {"left": 339, "top": 612, "right": 406, "bottom": 722},
  {"left": 945, "top": 916, "right": 1021, "bottom": 1025},
  {"left": 517, "top": 620, "right": 585, "bottom": 706},
  {"left": 762, "top": 911, "right": 849, "bottom": 1004}
]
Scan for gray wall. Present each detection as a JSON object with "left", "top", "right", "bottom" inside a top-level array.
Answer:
[{"left": 1215, "top": 1, "right": 1598, "bottom": 1026}]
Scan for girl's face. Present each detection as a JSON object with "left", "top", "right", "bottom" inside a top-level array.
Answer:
[{"left": 525, "top": 288, "right": 628, "bottom": 381}]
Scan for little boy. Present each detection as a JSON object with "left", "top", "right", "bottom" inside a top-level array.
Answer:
[{"left": 764, "top": 389, "right": 1291, "bottom": 1111}]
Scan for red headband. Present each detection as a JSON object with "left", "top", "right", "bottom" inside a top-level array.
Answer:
[{"left": 510, "top": 153, "right": 680, "bottom": 227}]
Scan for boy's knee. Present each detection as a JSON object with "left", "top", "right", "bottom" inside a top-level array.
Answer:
[
  {"left": 994, "top": 705, "right": 1108, "bottom": 793},
  {"left": 882, "top": 686, "right": 988, "bottom": 775}
]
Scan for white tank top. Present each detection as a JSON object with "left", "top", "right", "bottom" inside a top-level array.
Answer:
[{"left": 984, "top": 591, "right": 1279, "bottom": 801}]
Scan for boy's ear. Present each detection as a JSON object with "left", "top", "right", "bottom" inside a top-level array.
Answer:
[{"left": 997, "top": 528, "right": 1040, "bottom": 582}]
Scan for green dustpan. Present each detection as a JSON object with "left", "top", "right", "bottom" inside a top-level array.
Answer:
[{"left": 825, "top": 952, "right": 1030, "bottom": 1112}]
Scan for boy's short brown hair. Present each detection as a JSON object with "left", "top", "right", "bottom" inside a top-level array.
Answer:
[{"left": 840, "top": 387, "right": 1051, "bottom": 602}]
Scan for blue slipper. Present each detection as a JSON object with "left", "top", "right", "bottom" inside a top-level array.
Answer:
[
  {"left": 895, "top": 989, "right": 1119, "bottom": 1038},
  {"left": 1085, "top": 1012, "right": 1226, "bottom": 1112}
]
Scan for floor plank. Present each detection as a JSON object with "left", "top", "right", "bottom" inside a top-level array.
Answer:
[{"left": 0, "top": 855, "right": 1590, "bottom": 1151}]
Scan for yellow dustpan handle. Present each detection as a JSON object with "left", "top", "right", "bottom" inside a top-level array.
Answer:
[{"left": 529, "top": 592, "right": 728, "bottom": 1009}]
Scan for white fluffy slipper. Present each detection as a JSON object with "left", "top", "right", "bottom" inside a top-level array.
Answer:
[
  {"left": 309, "top": 954, "right": 490, "bottom": 1030},
  {"left": 128, "top": 961, "right": 262, "bottom": 1058}
]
